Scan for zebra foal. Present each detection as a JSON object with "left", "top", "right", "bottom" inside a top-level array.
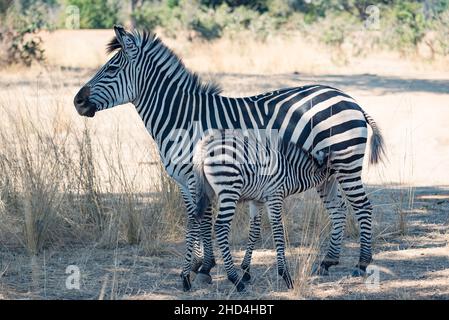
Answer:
[{"left": 193, "top": 130, "right": 330, "bottom": 291}]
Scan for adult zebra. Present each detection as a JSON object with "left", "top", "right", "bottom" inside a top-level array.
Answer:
[{"left": 74, "top": 26, "right": 385, "bottom": 292}]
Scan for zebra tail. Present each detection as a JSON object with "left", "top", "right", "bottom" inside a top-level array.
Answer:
[
  {"left": 192, "top": 141, "right": 210, "bottom": 222},
  {"left": 363, "top": 110, "right": 386, "bottom": 165}
]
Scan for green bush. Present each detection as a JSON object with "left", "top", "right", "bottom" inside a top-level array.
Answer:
[
  {"left": 132, "top": 2, "right": 168, "bottom": 31},
  {"left": 66, "top": 0, "right": 122, "bottom": 29},
  {"left": 431, "top": 9, "right": 449, "bottom": 55},
  {"left": 132, "top": 1, "right": 280, "bottom": 41},
  {"left": 5, "top": 0, "right": 449, "bottom": 57},
  {"left": 383, "top": 2, "right": 428, "bottom": 53},
  {"left": 212, "top": 3, "right": 281, "bottom": 40},
  {"left": 224, "top": 5, "right": 260, "bottom": 32},
  {"left": 424, "top": 0, "right": 449, "bottom": 17},
  {"left": 132, "top": 0, "right": 193, "bottom": 35},
  {"left": 0, "top": 1, "right": 48, "bottom": 67},
  {"left": 395, "top": 2, "right": 427, "bottom": 46},
  {"left": 200, "top": 0, "right": 270, "bottom": 12},
  {"left": 190, "top": 7, "right": 224, "bottom": 40},
  {"left": 319, "top": 11, "right": 358, "bottom": 48}
]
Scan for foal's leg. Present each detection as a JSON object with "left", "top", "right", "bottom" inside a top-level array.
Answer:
[
  {"left": 196, "top": 205, "right": 217, "bottom": 284},
  {"left": 265, "top": 196, "right": 293, "bottom": 289},
  {"left": 241, "top": 201, "right": 264, "bottom": 283},
  {"left": 215, "top": 195, "right": 245, "bottom": 292}
]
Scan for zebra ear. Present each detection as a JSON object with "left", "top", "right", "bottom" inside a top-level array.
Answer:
[{"left": 113, "top": 25, "right": 137, "bottom": 59}]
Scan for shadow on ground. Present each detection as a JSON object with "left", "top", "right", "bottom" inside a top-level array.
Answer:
[
  {"left": 214, "top": 73, "right": 449, "bottom": 96},
  {"left": 2, "top": 70, "right": 448, "bottom": 96}
]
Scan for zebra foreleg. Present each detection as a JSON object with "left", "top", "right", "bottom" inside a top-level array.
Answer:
[
  {"left": 265, "top": 197, "right": 293, "bottom": 289},
  {"left": 314, "top": 176, "right": 347, "bottom": 276},
  {"left": 241, "top": 201, "right": 264, "bottom": 283},
  {"left": 180, "top": 215, "right": 201, "bottom": 291},
  {"left": 179, "top": 187, "right": 212, "bottom": 290}
]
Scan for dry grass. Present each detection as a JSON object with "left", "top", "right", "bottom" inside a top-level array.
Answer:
[
  {"left": 284, "top": 193, "right": 330, "bottom": 298},
  {"left": 0, "top": 77, "right": 185, "bottom": 260}
]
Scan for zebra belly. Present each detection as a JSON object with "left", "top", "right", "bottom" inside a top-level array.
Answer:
[{"left": 239, "top": 174, "right": 285, "bottom": 202}]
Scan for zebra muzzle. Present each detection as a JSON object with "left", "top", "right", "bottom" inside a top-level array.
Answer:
[{"left": 74, "top": 86, "right": 96, "bottom": 117}]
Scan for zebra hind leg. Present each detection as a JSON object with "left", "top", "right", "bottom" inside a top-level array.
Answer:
[
  {"left": 314, "top": 176, "right": 347, "bottom": 276},
  {"left": 265, "top": 197, "right": 293, "bottom": 289},
  {"left": 240, "top": 201, "right": 264, "bottom": 283},
  {"left": 337, "top": 175, "right": 373, "bottom": 277}
]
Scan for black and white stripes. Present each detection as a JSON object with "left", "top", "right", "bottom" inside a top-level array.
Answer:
[
  {"left": 74, "top": 26, "right": 385, "bottom": 292},
  {"left": 193, "top": 130, "right": 329, "bottom": 291}
]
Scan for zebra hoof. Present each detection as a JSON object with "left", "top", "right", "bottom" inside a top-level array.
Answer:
[
  {"left": 192, "top": 259, "right": 203, "bottom": 274},
  {"left": 279, "top": 268, "right": 294, "bottom": 289},
  {"left": 181, "top": 274, "right": 192, "bottom": 292},
  {"left": 195, "top": 272, "right": 213, "bottom": 284},
  {"left": 351, "top": 268, "right": 366, "bottom": 277},
  {"left": 242, "top": 271, "right": 251, "bottom": 283},
  {"left": 235, "top": 281, "right": 246, "bottom": 293},
  {"left": 283, "top": 276, "right": 294, "bottom": 290},
  {"left": 312, "top": 265, "right": 329, "bottom": 276}
]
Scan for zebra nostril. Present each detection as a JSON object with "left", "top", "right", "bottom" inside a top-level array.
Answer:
[
  {"left": 74, "top": 86, "right": 91, "bottom": 109},
  {"left": 75, "top": 97, "right": 85, "bottom": 106}
]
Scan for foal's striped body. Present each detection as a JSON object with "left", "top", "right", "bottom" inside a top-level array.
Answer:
[{"left": 193, "top": 130, "right": 330, "bottom": 290}]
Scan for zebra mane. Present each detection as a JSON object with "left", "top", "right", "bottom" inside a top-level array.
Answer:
[
  {"left": 106, "top": 36, "right": 121, "bottom": 54},
  {"left": 105, "top": 30, "right": 222, "bottom": 95}
]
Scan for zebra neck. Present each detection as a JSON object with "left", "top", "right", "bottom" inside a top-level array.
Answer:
[
  {"left": 134, "top": 88, "right": 215, "bottom": 175},
  {"left": 132, "top": 39, "right": 222, "bottom": 141},
  {"left": 134, "top": 83, "right": 196, "bottom": 139}
]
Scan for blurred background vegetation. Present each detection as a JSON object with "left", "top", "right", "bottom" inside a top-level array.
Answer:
[{"left": 0, "top": 0, "right": 448, "bottom": 66}]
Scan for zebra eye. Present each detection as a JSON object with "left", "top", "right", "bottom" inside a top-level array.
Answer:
[{"left": 106, "top": 65, "right": 120, "bottom": 75}]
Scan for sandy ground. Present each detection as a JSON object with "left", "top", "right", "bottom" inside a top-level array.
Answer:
[{"left": 0, "top": 30, "right": 448, "bottom": 299}]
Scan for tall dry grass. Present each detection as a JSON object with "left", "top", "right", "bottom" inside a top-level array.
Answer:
[
  {"left": 283, "top": 192, "right": 330, "bottom": 298},
  {"left": 0, "top": 79, "right": 185, "bottom": 265}
]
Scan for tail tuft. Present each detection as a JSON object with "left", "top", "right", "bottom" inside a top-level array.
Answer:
[
  {"left": 370, "top": 127, "right": 386, "bottom": 165},
  {"left": 363, "top": 111, "right": 386, "bottom": 165}
]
